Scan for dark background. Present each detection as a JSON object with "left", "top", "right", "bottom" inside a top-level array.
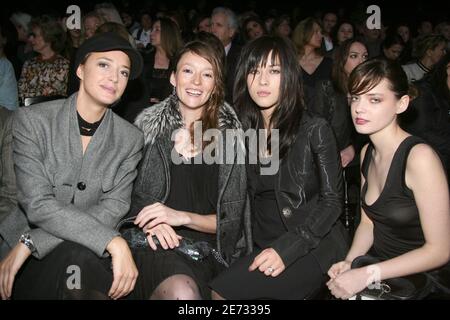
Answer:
[{"left": 2, "top": 0, "right": 449, "bottom": 28}]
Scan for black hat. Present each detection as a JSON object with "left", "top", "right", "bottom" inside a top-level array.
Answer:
[{"left": 74, "top": 32, "right": 143, "bottom": 80}]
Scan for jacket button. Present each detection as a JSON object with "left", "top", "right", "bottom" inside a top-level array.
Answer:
[
  {"left": 77, "top": 182, "right": 86, "bottom": 191},
  {"left": 282, "top": 207, "right": 292, "bottom": 218}
]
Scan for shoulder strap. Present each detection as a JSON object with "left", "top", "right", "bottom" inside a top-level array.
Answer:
[
  {"left": 361, "top": 143, "right": 374, "bottom": 180},
  {"left": 392, "top": 136, "right": 426, "bottom": 191}
]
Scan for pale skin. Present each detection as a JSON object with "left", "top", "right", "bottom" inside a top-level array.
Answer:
[
  {"left": 0, "top": 51, "right": 138, "bottom": 300},
  {"left": 327, "top": 80, "right": 450, "bottom": 299},
  {"left": 135, "top": 51, "right": 217, "bottom": 251}
]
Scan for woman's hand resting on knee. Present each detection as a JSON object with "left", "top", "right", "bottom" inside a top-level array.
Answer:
[
  {"left": 0, "top": 243, "right": 32, "bottom": 300},
  {"left": 249, "top": 248, "right": 286, "bottom": 277},
  {"left": 106, "top": 237, "right": 139, "bottom": 300}
]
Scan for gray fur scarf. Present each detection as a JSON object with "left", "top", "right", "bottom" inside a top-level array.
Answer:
[{"left": 134, "top": 93, "right": 242, "bottom": 146}]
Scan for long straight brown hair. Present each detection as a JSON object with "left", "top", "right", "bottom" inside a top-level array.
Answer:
[{"left": 158, "top": 17, "right": 183, "bottom": 59}]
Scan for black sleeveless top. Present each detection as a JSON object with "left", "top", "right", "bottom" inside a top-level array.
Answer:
[{"left": 361, "top": 136, "right": 426, "bottom": 260}]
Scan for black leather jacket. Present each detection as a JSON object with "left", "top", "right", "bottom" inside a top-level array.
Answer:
[
  {"left": 402, "top": 80, "right": 450, "bottom": 175},
  {"left": 251, "top": 113, "right": 349, "bottom": 272},
  {"left": 307, "top": 80, "right": 353, "bottom": 151}
]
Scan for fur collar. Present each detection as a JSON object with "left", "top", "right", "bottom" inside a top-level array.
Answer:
[{"left": 134, "top": 93, "right": 242, "bottom": 145}]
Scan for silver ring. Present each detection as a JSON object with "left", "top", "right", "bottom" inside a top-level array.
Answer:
[{"left": 267, "top": 267, "right": 274, "bottom": 273}]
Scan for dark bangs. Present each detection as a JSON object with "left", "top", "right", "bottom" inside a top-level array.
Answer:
[
  {"left": 348, "top": 61, "right": 384, "bottom": 96},
  {"left": 234, "top": 36, "right": 303, "bottom": 160},
  {"left": 245, "top": 40, "right": 282, "bottom": 74},
  {"left": 348, "top": 59, "right": 409, "bottom": 99}
]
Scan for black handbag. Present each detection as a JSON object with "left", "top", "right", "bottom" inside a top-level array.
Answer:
[
  {"left": 117, "top": 219, "right": 229, "bottom": 267},
  {"left": 350, "top": 255, "right": 433, "bottom": 300}
]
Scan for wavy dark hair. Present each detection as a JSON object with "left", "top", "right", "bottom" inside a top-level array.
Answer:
[
  {"left": 331, "top": 20, "right": 356, "bottom": 46},
  {"left": 157, "top": 17, "right": 183, "bottom": 60},
  {"left": 234, "top": 35, "right": 304, "bottom": 159},
  {"left": 332, "top": 39, "right": 368, "bottom": 94},
  {"left": 243, "top": 16, "right": 268, "bottom": 42},
  {"left": 348, "top": 58, "right": 414, "bottom": 98}
]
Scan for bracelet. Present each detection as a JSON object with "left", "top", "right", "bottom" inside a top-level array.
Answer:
[{"left": 19, "top": 233, "right": 36, "bottom": 253}]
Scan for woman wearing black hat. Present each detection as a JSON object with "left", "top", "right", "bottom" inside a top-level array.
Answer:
[{"left": 0, "top": 32, "right": 144, "bottom": 300}]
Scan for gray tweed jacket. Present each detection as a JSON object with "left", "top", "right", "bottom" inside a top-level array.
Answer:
[{"left": 0, "top": 94, "right": 143, "bottom": 259}]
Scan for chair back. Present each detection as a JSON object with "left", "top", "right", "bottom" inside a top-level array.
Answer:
[{"left": 23, "top": 95, "right": 65, "bottom": 107}]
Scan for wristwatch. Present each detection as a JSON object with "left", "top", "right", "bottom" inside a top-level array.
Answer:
[{"left": 19, "top": 233, "right": 37, "bottom": 253}]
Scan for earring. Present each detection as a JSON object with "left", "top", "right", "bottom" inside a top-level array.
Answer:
[{"left": 172, "top": 86, "right": 177, "bottom": 96}]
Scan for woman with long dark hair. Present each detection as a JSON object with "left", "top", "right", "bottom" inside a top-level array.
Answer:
[
  {"left": 144, "top": 17, "right": 183, "bottom": 105},
  {"left": 210, "top": 36, "right": 348, "bottom": 300},
  {"left": 309, "top": 38, "right": 369, "bottom": 167}
]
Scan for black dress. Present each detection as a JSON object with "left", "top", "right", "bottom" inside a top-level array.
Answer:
[
  {"left": 301, "top": 56, "right": 333, "bottom": 92},
  {"left": 209, "top": 164, "right": 324, "bottom": 300},
  {"left": 301, "top": 56, "right": 333, "bottom": 121},
  {"left": 361, "top": 136, "right": 450, "bottom": 293},
  {"left": 130, "top": 153, "right": 224, "bottom": 299}
]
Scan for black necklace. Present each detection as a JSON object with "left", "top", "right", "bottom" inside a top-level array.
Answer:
[{"left": 77, "top": 112, "right": 104, "bottom": 136}]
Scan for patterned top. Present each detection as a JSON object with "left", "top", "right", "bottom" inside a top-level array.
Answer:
[{"left": 18, "top": 54, "right": 69, "bottom": 103}]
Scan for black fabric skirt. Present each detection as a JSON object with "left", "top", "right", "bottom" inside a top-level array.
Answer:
[
  {"left": 129, "top": 246, "right": 225, "bottom": 300},
  {"left": 13, "top": 241, "right": 113, "bottom": 300},
  {"left": 209, "top": 249, "right": 325, "bottom": 300}
]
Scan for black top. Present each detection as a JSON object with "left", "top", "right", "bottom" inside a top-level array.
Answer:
[
  {"left": 248, "top": 163, "right": 285, "bottom": 249},
  {"left": 402, "top": 79, "right": 450, "bottom": 178},
  {"left": 142, "top": 50, "right": 172, "bottom": 104},
  {"left": 307, "top": 80, "right": 353, "bottom": 151},
  {"left": 146, "top": 67, "right": 171, "bottom": 101},
  {"left": 301, "top": 56, "right": 333, "bottom": 90},
  {"left": 361, "top": 136, "right": 426, "bottom": 260},
  {"left": 165, "top": 153, "right": 218, "bottom": 245}
]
